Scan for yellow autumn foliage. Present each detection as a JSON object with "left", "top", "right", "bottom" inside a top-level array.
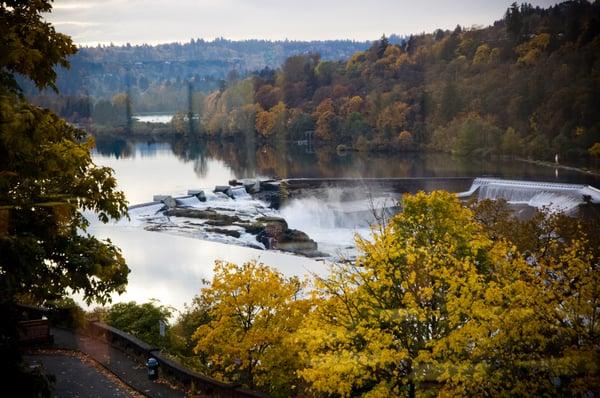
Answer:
[
  {"left": 192, "top": 260, "right": 310, "bottom": 397},
  {"left": 296, "top": 191, "right": 599, "bottom": 397},
  {"left": 186, "top": 192, "right": 598, "bottom": 397}
]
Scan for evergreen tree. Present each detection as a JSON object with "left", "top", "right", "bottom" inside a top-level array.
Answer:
[
  {"left": 377, "top": 34, "right": 390, "bottom": 58},
  {"left": 505, "top": 2, "right": 523, "bottom": 42}
]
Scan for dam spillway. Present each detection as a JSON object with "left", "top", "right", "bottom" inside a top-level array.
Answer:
[
  {"left": 124, "top": 176, "right": 599, "bottom": 260},
  {"left": 282, "top": 177, "right": 600, "bottom": 213},
  {"left": 283, "top": 177, "right": 475, "bottom": 195},
  {"left": 458, "top": 177, "right": 600, "bottom": 213}
]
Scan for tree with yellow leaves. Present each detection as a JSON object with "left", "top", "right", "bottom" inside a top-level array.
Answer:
[
  {"left": 516, "top": 33, "right": 551, "bottom": 66},
  {"left": 192, "top": 261, "right": 309, "bottom": 397},
  {"left": 589, "top": 142, "right": 600, "bottom": 158},
  {"left": 453, "top": 199, "right": 600, "bottom": 396},
  {"left": 297, "top": 191, "right": 496, "bottom": 397},
  {"left": 296, "top": 191, "right": 599, "bottom": 397},
  {"left": 434, "top": 236, "right": 599, "bottom": 396},
  {"left": 255, "top": 101, "right": 287, "bottom": 138}
]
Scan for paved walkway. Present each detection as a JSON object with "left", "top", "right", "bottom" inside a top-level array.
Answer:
[
  {"left": 38, "top": 327, "right": 186, "bottom": 398},
  {"left": 25, "top": 353, "right": 136, "bottom": 397}
]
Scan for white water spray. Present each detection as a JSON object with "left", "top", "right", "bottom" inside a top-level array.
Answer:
[
  {"left": 280, "top": 189, "right": 399, "bottom": 256},
  {"left": 460, "top": 178, "right": 600, "bottom": 213}
]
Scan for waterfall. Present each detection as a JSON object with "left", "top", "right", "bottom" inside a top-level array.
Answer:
[
  {"left": 280, "top": 190, "right": 399, "bottom": 255},
  {"left": 175, "top": 196, "right": 202, "bottom": 207},
  {"left": 281, "top": 195, "right": 398, "bottom": 230},
  {"left": 461, "top": 178, "right": 600, "bottom": 213},
  {"left": 231, "top": 186, "right": 251, "bottom": 199}
]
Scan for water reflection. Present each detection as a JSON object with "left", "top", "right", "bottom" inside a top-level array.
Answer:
[
  {"left": 88, "top": 137, "right": 599, "bottom": 311},
  {"left": 93, "top": 140, "right": 242, "bottom": 205},
  {"left": 87, "top": 224, "right": 323, "bottom": 312},
  {"left": 93, "top": 137, "right": 600, "bottom": 189}
]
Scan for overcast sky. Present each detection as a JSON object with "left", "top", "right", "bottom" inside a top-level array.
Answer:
[{"left": 45, "top": 0, "right": 563, "bottom": 46}]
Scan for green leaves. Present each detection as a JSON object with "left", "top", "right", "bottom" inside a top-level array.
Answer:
[
  {"left": 0, "top": 0, "right": 77, "bottom": 91},
  {"left": 107, "top": 301, "right": 172, "bottom": 347},
  {"left": 0, "top": 1, "right": 129, "bottom": 307},
  {"left": 0, "top": 91, "right": 129, "bottom": 305},
  {"left": 0, "top": 3, "right": 129, "bottom": 396}
]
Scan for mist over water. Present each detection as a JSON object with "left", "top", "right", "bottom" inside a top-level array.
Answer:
[
  {"left": 281, "top": 196, "right": 367, "bottom": 257},
  {"left": 280, "top": 188, "right": 400, "bottom": 257}
]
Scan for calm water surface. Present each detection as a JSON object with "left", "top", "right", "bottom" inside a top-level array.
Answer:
[{"left": 87, "top": 138, "right": 599, "bottom": 312}]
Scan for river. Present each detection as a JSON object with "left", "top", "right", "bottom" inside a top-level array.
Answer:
[{"left": 85, "top": 137, "right": 600, "bottom": 313}]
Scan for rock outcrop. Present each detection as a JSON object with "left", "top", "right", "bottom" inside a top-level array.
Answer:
[
  {"left": 254, "top": 216, "right": 320, "bottom": 256},
  {"left": 163, "top": 209, "right": 320, "bottom": 257},
  {"left": 214, "top": 185, "right": 233, "bottom": 198},
  {"left": 145, "top": 179, "right": 325, "bottom": 257},
  {"left": 275, "top": 229, "right": 321, "bottom": 257},
  {"left": 164, "top": 208, "right": 242, "bottom": 224},
  {"left": 153, "top": 195, "right": 177, "bottom": 209},
  {"left": 187, "top": 190, "right": 207, "bottom": 202}
]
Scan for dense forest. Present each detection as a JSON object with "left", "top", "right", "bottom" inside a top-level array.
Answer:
[
  {"left": 22, "top": 38, "right": 401, "bottom": 111},
  {"left": 197, "top": 1, "right": 600, "bottom": 161}
]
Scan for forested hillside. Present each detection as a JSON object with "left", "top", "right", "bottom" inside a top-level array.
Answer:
[
  {"left": 22, "top": 38, "right": 394, "bottom": 111},
  {"left": 201, "top": 1, "right": 600, "bottom": 160}
]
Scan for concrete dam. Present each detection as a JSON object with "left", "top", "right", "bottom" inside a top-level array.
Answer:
[{"left": 126, "top": 176, "right": 600, "bottom": 259}]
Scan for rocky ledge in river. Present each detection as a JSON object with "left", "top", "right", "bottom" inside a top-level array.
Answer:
[{"left": 162, "top": 208, "right": 323, "bottom": 257}]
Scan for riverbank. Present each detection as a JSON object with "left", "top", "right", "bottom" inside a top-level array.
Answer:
[
  {"left": 517, "top": 157, "right": 600, "bottom": 178},
  {"left": 90, "top": 122, "right": 184, "bottom": 138}
]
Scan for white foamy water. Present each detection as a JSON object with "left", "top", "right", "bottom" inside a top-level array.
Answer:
[
  {"left": 231, "top": 186, "right": 252, "bottom": 199},
  {"left": 122, "top": 187, "right": 276, "bottom": 252},
  {"left": 122, "top": 185, "right": 400, "bottom": 261},
  {"left": 461, "top": 178, "right": 600, "bottom": 214},
  {"left": 280, "top": 193, "right": 398, "bottom": 258},
  {"left": 175, "top": 196, "right": 202, "bottom": 207}
]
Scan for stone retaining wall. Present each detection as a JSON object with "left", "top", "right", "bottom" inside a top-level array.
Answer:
[
  {"left": 88, "top": 322, "right": 269, "bottom": 398},
  {"left": 17, "top": 305, "right": 268, "bottom": 398}
]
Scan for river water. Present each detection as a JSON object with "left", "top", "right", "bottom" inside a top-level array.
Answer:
[
  {"left": 86, "top": 137, "right": 600, "bottom": 313},
  {"left": 132, "top": 113, "right": 174, "bottom": 124}
]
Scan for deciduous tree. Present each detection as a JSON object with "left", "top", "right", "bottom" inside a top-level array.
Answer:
[
  {"left": 297, "top": 191, "right": 496, "bottom": 397},
  {"left": 106, "top": 301, "right": 172, "bottom": 348},
  {"left": 297, "top": 192, "right": 600, "bottom": 397},
  {"left": 192, "top": 261, "right": 309, "bottom": 397},
  {"left": 0, "top": 1, "right": 128, "bottom": 395}
]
